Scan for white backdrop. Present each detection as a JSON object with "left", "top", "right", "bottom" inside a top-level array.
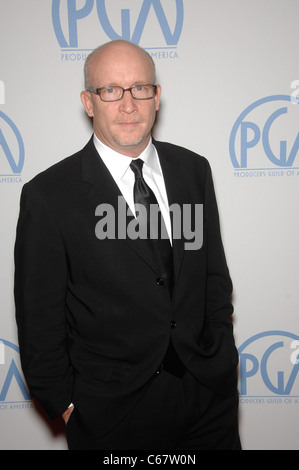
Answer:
[{"left": 0, "top": 0, "right": 298, "bottom": 450}]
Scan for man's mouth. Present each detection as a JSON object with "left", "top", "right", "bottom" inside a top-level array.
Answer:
[{"left": 117, "top": 121, "right": 141, "bottom": 125}]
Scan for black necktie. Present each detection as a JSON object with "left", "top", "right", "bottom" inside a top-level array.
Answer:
[
  {"left": 130, "top": 158, "right": 173, "bottom": 292},
  {"left": 130, "top": 158, "right": 185, "bottom": 378}
]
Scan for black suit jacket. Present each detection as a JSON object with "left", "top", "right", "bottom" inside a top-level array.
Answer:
[{"left": 14, "top": 137, "right": 238, "bottom": 436}]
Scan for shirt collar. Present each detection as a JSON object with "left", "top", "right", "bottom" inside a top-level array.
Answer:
[{"left": 93, "top": 134, "right": 161, "bottom": 182}]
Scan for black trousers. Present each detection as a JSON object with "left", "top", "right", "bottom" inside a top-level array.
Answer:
[{"left": 66, "top": 370, "right": 241, "bottom": 450}]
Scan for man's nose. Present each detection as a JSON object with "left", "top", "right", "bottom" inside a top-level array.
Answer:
[{"left": 119, "top": 89, "right": 138, "bottom": 113}]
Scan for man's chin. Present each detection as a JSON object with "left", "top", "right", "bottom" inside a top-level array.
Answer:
[{"left": 114, "top": 135, "right": 149, "bottom": 151}]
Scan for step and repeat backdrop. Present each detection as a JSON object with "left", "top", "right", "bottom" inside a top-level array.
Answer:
[{"left": 0, "top": 0, "right": 298, "bottom": 450}]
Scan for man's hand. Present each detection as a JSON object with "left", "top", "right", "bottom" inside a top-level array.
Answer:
[{"left": 62, "top": 405, "right": 74, "bottom": 425}]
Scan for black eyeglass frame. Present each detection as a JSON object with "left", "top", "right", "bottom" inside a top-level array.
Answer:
[{"left": 85, "top": 84, "right": 157, "bottom": 102}]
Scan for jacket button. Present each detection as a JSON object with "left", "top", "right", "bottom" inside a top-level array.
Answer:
[
  {"left": 170, "top": 320, "right": 177, "bottom": 329},
  {"left": 156, "top": 277, "right": 164, "bottom": 286}
]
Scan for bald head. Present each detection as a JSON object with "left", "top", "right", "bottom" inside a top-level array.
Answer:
[
  {"left": 84, "top": 40, "right": 156, "bottom": 89},
  {"left": 80, "top": 39, "right": 161, "bottom": 157}
]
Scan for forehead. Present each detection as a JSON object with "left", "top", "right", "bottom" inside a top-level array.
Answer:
[{"left": 89, "top": 44, "right": 155, "bottom": 85}]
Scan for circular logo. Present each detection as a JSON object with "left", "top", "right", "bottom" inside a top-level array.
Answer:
[
  {"left": 0, "top": 339, "right": 30, "bottom": 405},
  {"left": 238, "top": 330, "right": 299, "bottom": 399},
  {"left": 0, "top": 111, "right": 25, "bottom": 175},
  {"left": 230, "top": 95, "right": 299, "bottom": 170}
]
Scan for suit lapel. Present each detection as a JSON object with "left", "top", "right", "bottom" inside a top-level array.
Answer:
[{"left": 81, "top": 137, "right": 158, "bottom": 274}]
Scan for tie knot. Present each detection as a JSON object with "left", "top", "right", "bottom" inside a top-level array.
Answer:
[{"left": 130, "top": 159, "right": 144, "bottom": 179}]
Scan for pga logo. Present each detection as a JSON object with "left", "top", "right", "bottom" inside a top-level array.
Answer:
[
  {"left": 0, "top": 81, "right": 25, "bottom": 178},
  {"left": 238, "top": 331, "right": 299, "bottom": 398},
  {"left": 0, "top": 111, "right": 25, "bottom": 175},
  {"left": 52, "top": 0, "right": 184, "bottom": 48},
  {"left": 0, "top": 339, "right": 30, "bottom": 405},
  {"left": 230, "top": 95, "right": 299, "bottom": 170}
]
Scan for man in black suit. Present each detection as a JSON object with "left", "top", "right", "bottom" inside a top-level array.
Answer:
[{"left": 14, "top": 40, "right": 241, "bottom": 450}]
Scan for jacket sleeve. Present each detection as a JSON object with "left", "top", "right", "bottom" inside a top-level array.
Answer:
[
  {"left": 14, "top": 182, "right": 73, "bottom": 419},
  {"left": 193, "top": 160, "right": 238, "bottom": 395},
  {"left": 204, "top": 160, "right": 234, "bottom": 324}
]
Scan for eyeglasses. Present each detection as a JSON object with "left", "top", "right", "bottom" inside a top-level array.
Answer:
[{"left": 86, "top": 84, "right": 157, "bottom": 102}]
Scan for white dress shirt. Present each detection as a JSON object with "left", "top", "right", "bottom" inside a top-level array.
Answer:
[{"left": 93, "top": 134, "right": 172, "bottom": 242}]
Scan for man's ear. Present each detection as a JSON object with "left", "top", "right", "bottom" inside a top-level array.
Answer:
[
  {"left": 80, "top": 90, "right": 94, "bottom": 118},
  {"left": 155, "top": 84, "right": 161, "bottom": 111}
]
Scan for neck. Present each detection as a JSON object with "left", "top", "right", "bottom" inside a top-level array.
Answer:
[{"left": 94, "top": 132, "right": 152, "bottom": 159}]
